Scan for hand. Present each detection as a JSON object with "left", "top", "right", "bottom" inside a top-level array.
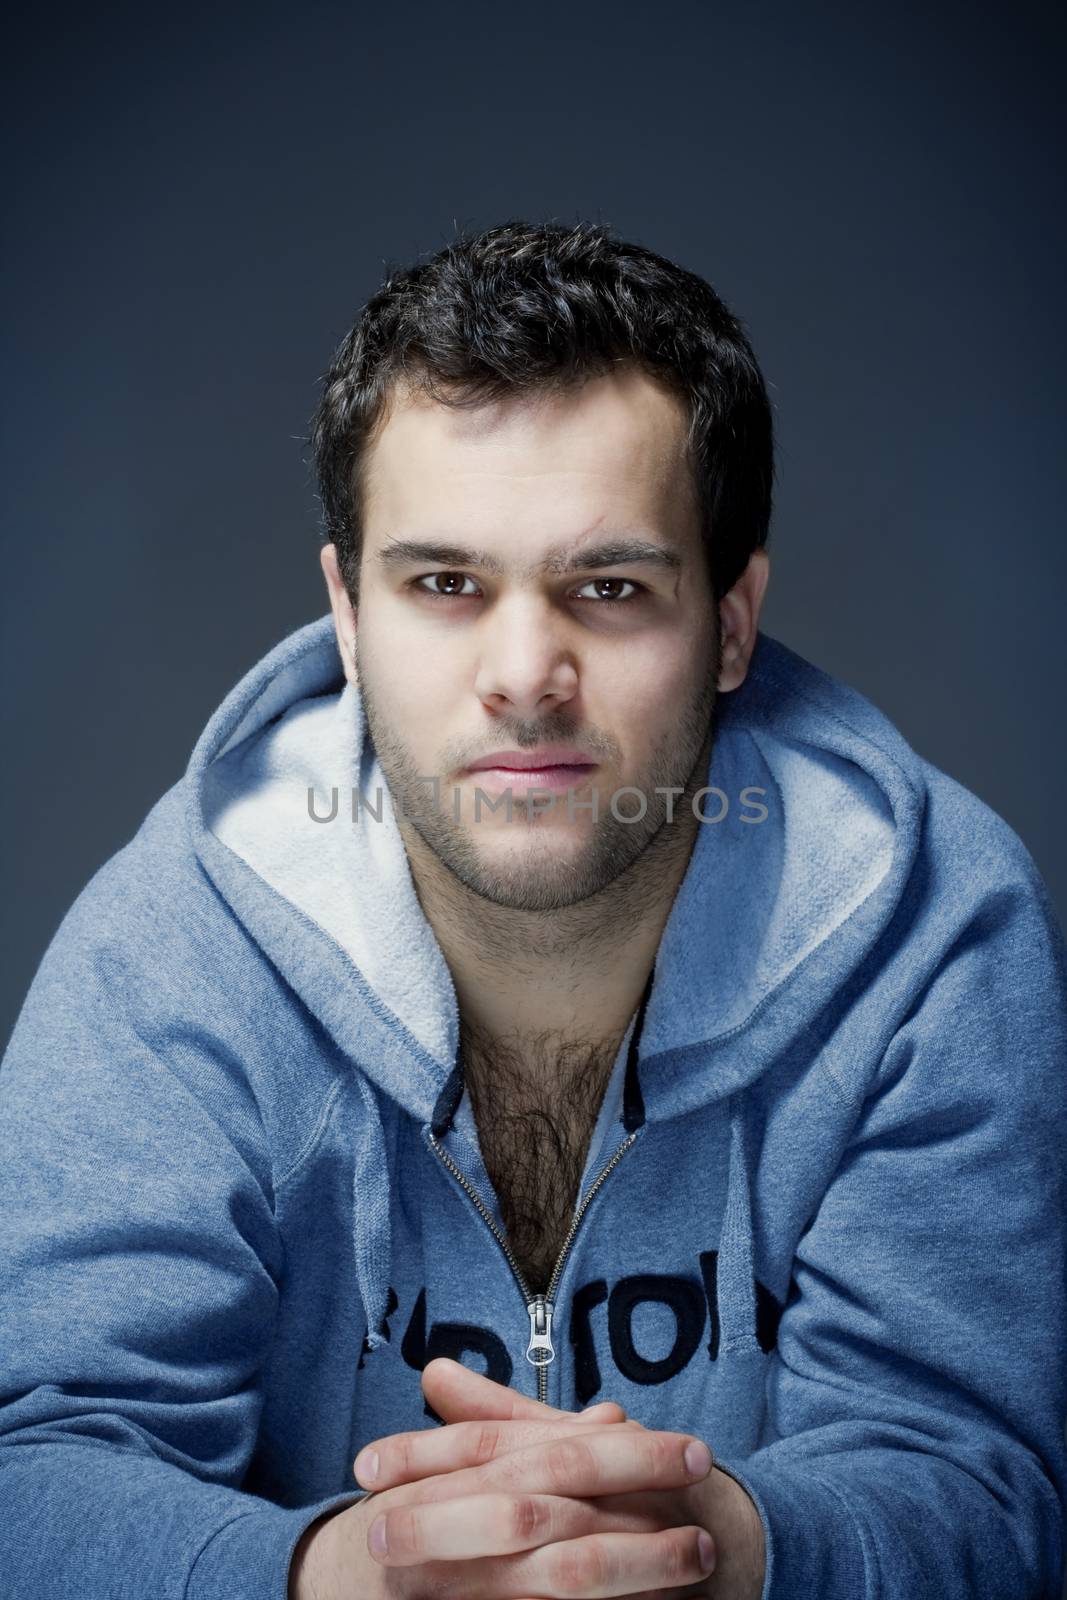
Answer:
[
  {"left": 288, "top": 1357, "right": 696, "bottom": 1599},
  {"left": 348, "top": 1357, "right": 720, "bottom": 1598},
  {"left": 366, "top": 1358, "right": 765, "bottom": 1600}
]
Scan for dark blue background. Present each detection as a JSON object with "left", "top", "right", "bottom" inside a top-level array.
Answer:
[{"left": 3, "top": 0, "right": 1065, "bottom": 1057}]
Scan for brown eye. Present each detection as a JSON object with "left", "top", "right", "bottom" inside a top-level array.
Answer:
[
  {"left": 574, "top": 578, "right": 642, "bottom": 603},
  {"left": 413, "top": 572, "right": 479, "bottom": 599}
]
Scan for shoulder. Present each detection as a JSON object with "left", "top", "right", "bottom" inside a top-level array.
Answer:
[{"left": 912, "top": 754, "right": 1061, "bottom": 940}]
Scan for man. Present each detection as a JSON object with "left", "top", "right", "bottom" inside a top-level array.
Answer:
[{"left": 0, "top": 220, "right": 1064, "bottom": 1600}]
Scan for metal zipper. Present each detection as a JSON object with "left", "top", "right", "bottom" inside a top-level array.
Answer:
[{"left": 427, "top": 1126, "right": 639, "bottom": 1404}]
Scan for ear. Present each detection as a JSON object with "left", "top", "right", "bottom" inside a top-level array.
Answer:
[
  {"left": 717, "top": 547, "right": 771, "bottom": 692},
  {"left": 319, "top": 542, "right": 359, "bottom": 688}
]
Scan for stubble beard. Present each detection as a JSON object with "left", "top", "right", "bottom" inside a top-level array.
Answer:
[{"left": 354, "top": 630, "right": 723, "bottom": 919}]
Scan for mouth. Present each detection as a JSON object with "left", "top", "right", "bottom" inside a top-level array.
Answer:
[{"left": 464, "top": 763, "right": 599, "bottom": 791}]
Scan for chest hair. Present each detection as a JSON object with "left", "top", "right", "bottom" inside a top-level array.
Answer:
[{"left": 460, "top": 1021, "right": 622, "bottom": 1295}]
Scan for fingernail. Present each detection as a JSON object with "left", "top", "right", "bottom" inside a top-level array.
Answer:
[
  {"left": 685, "top": 1440, "right": 713, "bottom": 1477},
  {"left": 357, "top": 1448, "right": 379, "bottom": 1484},
  {"left": 698, "top": 1530, "right": 716, "bottom": 1573},
  {"left": 369, "top": 1515, "right": 389, "bottom": 1558}
]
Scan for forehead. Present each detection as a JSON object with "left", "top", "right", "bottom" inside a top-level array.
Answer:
[{"left": 360, "top": 366, "right": 697, "bottom": 547}]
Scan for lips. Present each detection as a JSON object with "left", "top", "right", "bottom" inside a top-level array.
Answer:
[
  {"left": 464, "top": 762, "right": 598, "bottom": 795},
  {"left": 466, "top": 748, "right": 595, "bottom": 772}
]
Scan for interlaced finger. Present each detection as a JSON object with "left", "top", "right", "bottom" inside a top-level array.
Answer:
[
  {"left": 485, "top": 1426, "right": 711, "bottom": 1502},
  {"left": 368, "top": 1489, "right": 657, "bottom": 1566},
  {"left": 355, "top": 1415, "right": 647, "bottom": 1492},
  {"left": 387, "top": 1523, "right": 716, "bottom": 1599}
]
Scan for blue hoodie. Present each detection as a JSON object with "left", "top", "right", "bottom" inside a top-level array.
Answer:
[{"left": 1, "top": 611, "right": 1065, "bottom": 1599}]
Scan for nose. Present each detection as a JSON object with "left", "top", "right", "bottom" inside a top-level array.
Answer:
[{"left": 472, "top": 594, "right": 579, "bottom": 717}]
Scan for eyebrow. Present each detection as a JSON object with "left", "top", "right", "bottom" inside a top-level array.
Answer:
[{"left": 374, "top": 537, "right": 685, "bottom": 577}]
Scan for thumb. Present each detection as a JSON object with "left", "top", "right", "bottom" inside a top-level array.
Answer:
[{"left": 420, "top": 1358, "right": 628, "bottom": 1425}]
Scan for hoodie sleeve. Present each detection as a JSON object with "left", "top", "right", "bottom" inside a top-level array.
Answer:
[
  {"left": 714, "top": 845, "right": 1067, "bottom": 1599},
  {"left": 0, "top": 856, "right": 368, "bottom": 1600}
]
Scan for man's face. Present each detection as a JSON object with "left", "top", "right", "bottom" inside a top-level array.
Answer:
[{"left": 348, "top": 365, "right": 721, "bottom": 912}]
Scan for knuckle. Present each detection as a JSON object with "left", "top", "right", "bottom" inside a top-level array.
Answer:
[
  {"left": 389, "top": 1434, "right": 411, "bottom": 1481},
  {"left": 551, "top": 1537, "right": 609, "bottom": 1594},
  {"left": 662, "top": 1529, "right": 691, "bottom": 1585},
  {"left": 547, "top": 1434, "right": 594, "bottom": 1490},
  {"left": 388, "top": 1505, "right": 420, "bottom": 1560},
  {"left": 467, "top": 1419, "right": 503, "bottom": 1466},
  {"left": 510, "top": 1493, "right": 548, "bottom": 1545}
]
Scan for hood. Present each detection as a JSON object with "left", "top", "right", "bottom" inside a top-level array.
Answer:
[{"left": 185, "top": 612, "right": 926, "bottom": 1364}]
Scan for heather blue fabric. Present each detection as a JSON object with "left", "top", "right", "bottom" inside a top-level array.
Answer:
[{"left": 2, "top": 610, "right": 1065, "bottom": 1598}]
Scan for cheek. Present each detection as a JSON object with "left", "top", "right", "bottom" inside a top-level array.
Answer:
[
  {"left": 622, "top": 622, "right": 702, "bottom": 680},
  {"left": 600, "top": 646, "right": 700, "bottom": 723},
  {"left": 371, "top": 660, "right": 455, "bottom": 766}
]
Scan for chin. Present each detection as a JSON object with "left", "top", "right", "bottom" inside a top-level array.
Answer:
[{"left": 464, "top": 839, "right": 619, "bottom": 907}]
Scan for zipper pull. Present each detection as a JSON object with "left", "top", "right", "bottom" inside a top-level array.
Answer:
[{"left": 526, "top": 1296, "right": 555, "bottom": 1367}]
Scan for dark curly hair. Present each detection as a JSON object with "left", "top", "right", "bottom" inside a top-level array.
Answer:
[{"left": 309, "top": 218, "right": 775, "bottom": 610}]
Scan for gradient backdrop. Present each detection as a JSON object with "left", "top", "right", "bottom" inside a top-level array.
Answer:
[{"left": 3, "top": 1, "right": 1066, "bottom": 1587}]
